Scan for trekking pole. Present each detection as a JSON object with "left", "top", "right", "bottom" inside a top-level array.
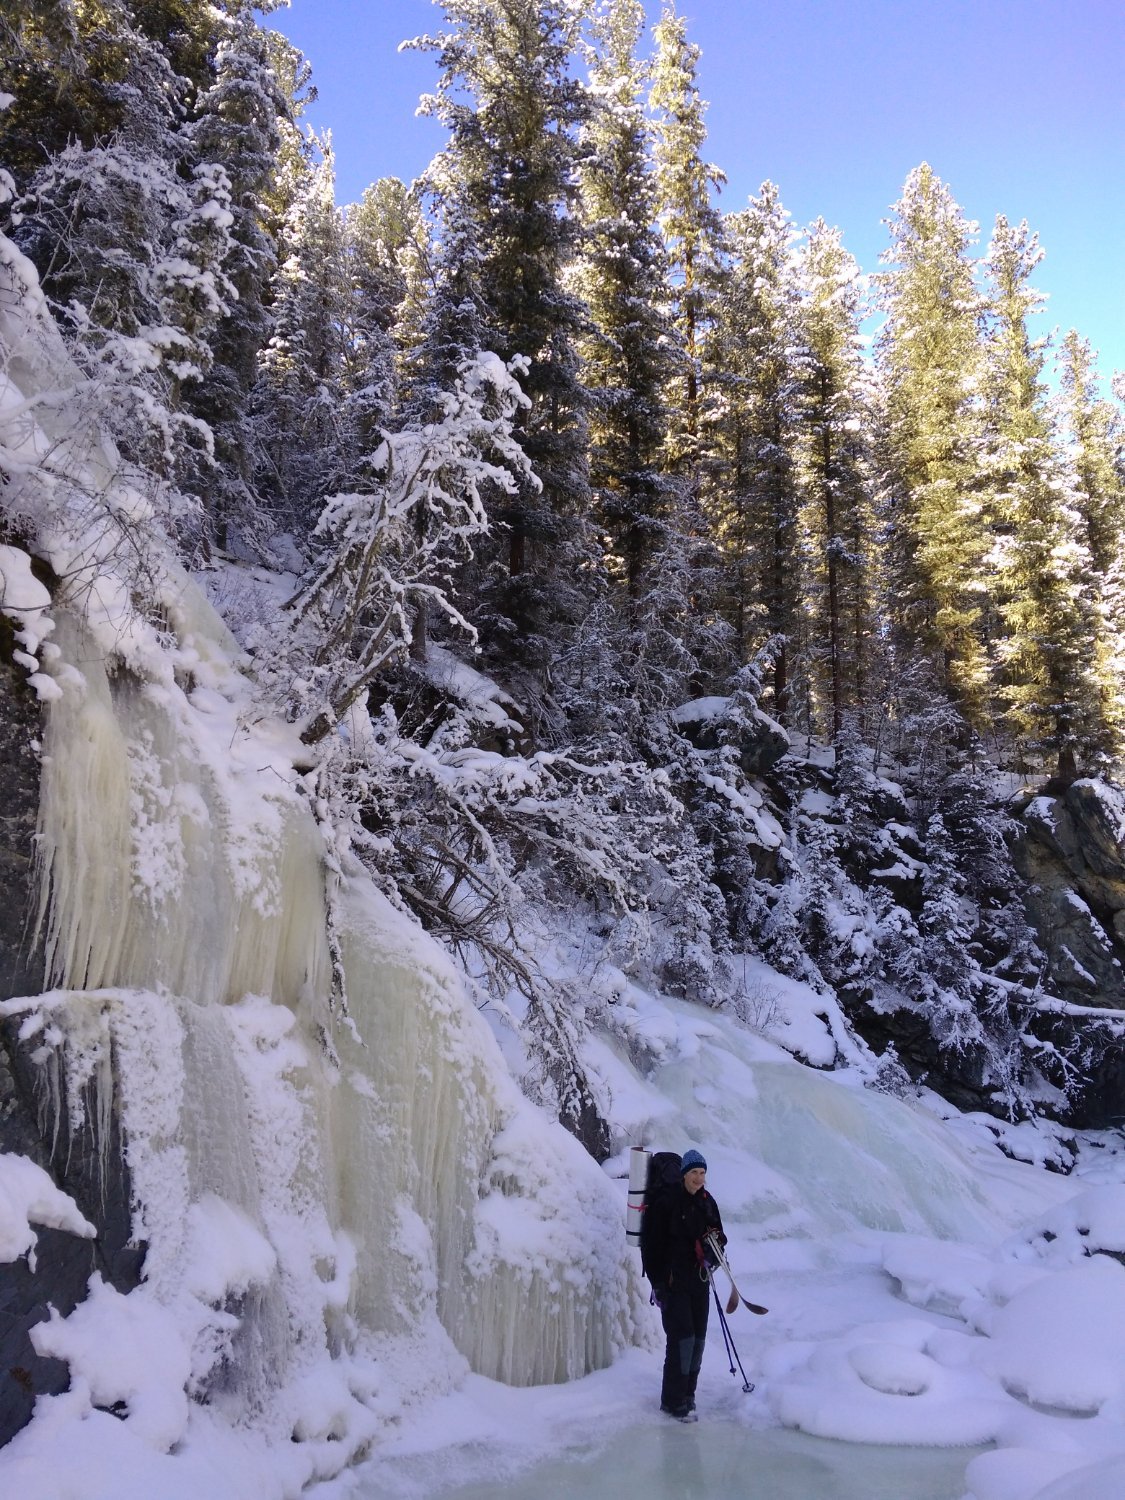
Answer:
[{"left": 709, "top": 1275, "right": 754, "bottom": 1393}]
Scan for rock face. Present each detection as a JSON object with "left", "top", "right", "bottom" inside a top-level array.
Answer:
[
  {"left": 1010, "top": 780, "right": 1125, "bottom": 1129},
  {"left": 0, "top": 636, "right": 143, "bottom": 1447},
  {"left": 0, "top": 616, "right": 42, "bottom": 1005},
  {"left": 1014, "top": 782, "right": 1125, "bottom": 1010}
]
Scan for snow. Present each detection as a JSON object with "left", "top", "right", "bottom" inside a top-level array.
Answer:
[
  {"left": 32, "top": 1277, "right": 192, "bottom": 1449},
  {"left": 985, "top": 1256, "right": 1125, "bottom": 1413},
  {"left": 699, "top": 770, "right": 785, "bottom": 848},
  {"left": 733, "top": 954, "right": 846, "bottom": 1067},
  {"left": 669, "top": 694, "right": 730, "bottom": 724},
  {"left": 0, "top": 544, "right": 53, "bottom": 645},
  {"left": 1024, "top": 796, "right": 1058, "bottom": 834},
  {"left": 0, "top": 543, "right": 61, "bottom": 697},
  {"left": 799, "top": 786, "right": 835, "bottom": 815},
  {"left": 1027, "top": 1454, "right": 1125, "bottom": 1500},
  {"left": 767, "top": 1317, "right": 1006, "bottom": 1446},
  {"left": 8, "top": 800, "right": 1125, "bottom": 1500},
  {"left": 328, "top": 1370, "right": 982, "bottom": 1500},
  {"left": 418, "top": 644, "right": 524, "bottom": 734},
  {"left": 183, "top": 1194, "right": 278, "bottom": 1303},
  {"left": 0, "top": 601, "right": 1120, "bottom": 1500},
  {"left": 0, "top": 1152, "right": 95, "bottom": 1263},
  {"left": 14, "top": 750, "right": 1115, "bottom": 1500}
]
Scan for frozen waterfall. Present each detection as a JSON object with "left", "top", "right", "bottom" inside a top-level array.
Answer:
[{"left": 18, "top": 595, "right": 641, "bottom": 1426}]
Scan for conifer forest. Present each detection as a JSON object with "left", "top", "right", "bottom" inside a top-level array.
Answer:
[{"left": 3, "top": 0, "right": 1125, "bottom": 1146}]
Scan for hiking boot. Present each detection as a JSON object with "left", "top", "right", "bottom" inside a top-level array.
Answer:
[{"left": 661, "top": 1403, "right": 697, "bottom": 1422}]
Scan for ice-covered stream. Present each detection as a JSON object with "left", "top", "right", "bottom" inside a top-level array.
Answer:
[{"left": 357, "top": 1426, "right": 982, "bottom": 1500}]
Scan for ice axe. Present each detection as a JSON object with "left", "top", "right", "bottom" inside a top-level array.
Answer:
[{"left": 704, "top": 1230, "right": 768, "bottom": 1316}]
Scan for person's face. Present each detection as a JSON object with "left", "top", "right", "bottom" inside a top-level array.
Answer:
[{"left": 684, "top": 1167, "right": 706, "bottom": 1194}]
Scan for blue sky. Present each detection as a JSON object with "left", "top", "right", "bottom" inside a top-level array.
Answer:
[{"left": 272, "top": 0, "right": 1124, "bottom": 386}]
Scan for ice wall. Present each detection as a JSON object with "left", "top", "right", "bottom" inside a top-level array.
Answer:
[
  {"left": 332, "top": 885, "right": 635, "bottom": 1384},
  {"left": 18, "top": 600, "right": 639, "bottom": 1427},
  {"left": 35, "top": 612, "right": 332, "bottom": 1011},
  {"left": 605, "top": 995, "right": 1053, "bottom": 1244}
]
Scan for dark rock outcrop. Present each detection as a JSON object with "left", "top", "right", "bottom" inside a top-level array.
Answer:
[
  {"left": 844, "top": 997, "right": 998, "bottom": 1115},
  {"left": 0, "top": 613, "right": 43, "bottom": 1004},
  {"left": 1013, "top": 782, "right": 1125, "bottom": 1010}
]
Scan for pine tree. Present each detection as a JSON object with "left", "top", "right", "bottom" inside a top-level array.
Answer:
[
  {"left": 933, "top": 769, "right": 1040, "bottom": 985},
  {"left": 413, "top": 0, "right": 594, "bottom": 681},
  {"left": 797, "top": 219, "right": 876, "bottom": 740},
  {"left": 387, "top": 193, "right": 437, "bottom": 398},
  {"left": 397, "top": 175, "right": 488, "bottom": 428},
  {"left": 13, "top": 11, "right": 236, "bottom": 510},
  {"left": 285, "top": 352, "right": 535, "bottom": 744},
  {"left": 916, "top": 812, "right": 980, "bottom": 1053},
  {"left": 0, "top": 1, "right": 94, "bottom": 193},
  {"left": 707, "top": 182, "right": 803, "bottom": 717},
  {"left": 878, "top": 164, "right": 988, "bottom": 726},
  {"left": 649, "top": 1, "right": 725, "bottom": 472},
  {"left": 0, "top": 0, "right": 238, "bottom": 193},
  {"left": 833, "top": 712, "right": 884, "bottom": 872},
  {"left": 982, "top": 216, "right": 1110, "bottom": 775},
  {"left": 574, "top": 0, "right": 676, "bottom": 600},
  {"left": 253, "top": 139, "right": 351, "bottom": 533},
  {"left": 337, "top": 177, "right": 431, "bottom": 480},
  {"left": 184, "top": 13, "right": 291, "bottom": 550},
  {"left": 392, "top": 173, "right": 487, "bottom": 662},
  {"left": 258, "top": 27, "right": 318, "bottom": 235},
  {"left": 1058, "top": 330, "right": 1125, "bottom": 761},
  {"left": 344, "top": 176, "right": 433, "bottom": 432},
  {"left": 345, "top": 177, "right": 422, "bottom": 340}
]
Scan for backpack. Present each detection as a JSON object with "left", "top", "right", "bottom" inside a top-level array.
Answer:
[{"left": 637, "top": 1151, "right": 682, "bottom": 1281}]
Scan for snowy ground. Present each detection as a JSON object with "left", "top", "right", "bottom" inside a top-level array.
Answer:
[
  {"left": 309, "top": 1215, "right": 1125, "bottom": 1500},
  {"left": 313, "top": 1262, "right": 986, "bottom": 1500}
]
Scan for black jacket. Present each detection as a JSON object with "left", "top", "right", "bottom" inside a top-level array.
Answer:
[{"left": 640, "top": 1182, "right": 725, "bottom": 1288}]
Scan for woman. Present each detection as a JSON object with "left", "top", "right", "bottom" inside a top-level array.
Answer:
[{"left": 640, "top": 1148, "right": 725, "bottom": 1421}]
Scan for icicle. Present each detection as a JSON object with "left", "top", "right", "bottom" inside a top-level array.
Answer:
[
  {"left": 35, "top": 611, "right": 333, "bottom": 1013},
  {"left": 332, "top": 880, "right": 642, "bottom": 1384}
]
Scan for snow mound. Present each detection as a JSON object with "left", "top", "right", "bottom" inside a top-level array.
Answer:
[
  {"left": 1018, "top": 1183, "right": 1125, "bottom": 1264},
  {"left": 766, "top": 1318, "right": 1005, "bottom": 1445},
  {"left": 964, "top": 1448, "right": 1094, "bottom": 1500},
  {"left": 184, "top": 1194, "right": 278, "bottom": 1303},
  {"left": 0, "top": 1152, "right": 95, "bottom": 1262},
  {"left": 882, "top": 1233, "right": 1049, "bottom": 1323},
  {"left": 1029, "top": 1454, "right": 1125, "bottom": 1500},
  {"left": 985, "top": 1255, "right": 1125, "bottom": 1413},
  {"left": 847, "top": 1339, "right": 935, "bottom": 1396},
  {"left": 32, "top": 1276, "right": 192, "bottom": 1449}
]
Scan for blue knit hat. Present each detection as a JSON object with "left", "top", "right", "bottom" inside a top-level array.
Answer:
[{"left": 681, "top": 1149, "right": 707, "bottom": 1174}]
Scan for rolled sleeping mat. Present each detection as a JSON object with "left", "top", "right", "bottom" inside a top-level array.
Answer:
[{"left": 626, "top": 1145, "right": 650, "bottom": 1247}]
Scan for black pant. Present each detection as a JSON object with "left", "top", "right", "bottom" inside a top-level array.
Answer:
[{"left": 660, "top": 1270, "right": 710, "bottom": 1412}]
